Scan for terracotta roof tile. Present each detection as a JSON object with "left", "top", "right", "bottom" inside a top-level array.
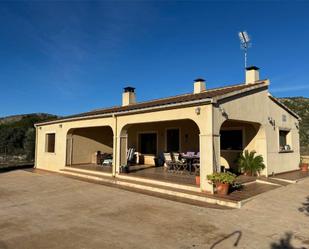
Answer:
[
  {"left": 36, "top": 81, "right": 267, "bottom": 125},
  {"left": 66, "top": 81, "right": 266, "bottom": 119}
]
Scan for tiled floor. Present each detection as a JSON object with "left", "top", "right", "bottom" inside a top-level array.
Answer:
[
  {"left": 70, "top": 163, "right": 112, "bottom": 173},
  {"left": 122, "top": 165, "right": 197, "bottom": 186},
  {"left": 272, "top": 169, "right": 309, "bottom": 181}
]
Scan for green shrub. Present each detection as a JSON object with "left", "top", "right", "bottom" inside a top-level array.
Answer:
[
  {"left": 237, "top": 150, "right": 265, "bottom": 176},
  {"left": 207, "top": 172, "right": 236, "bottom": 184}
]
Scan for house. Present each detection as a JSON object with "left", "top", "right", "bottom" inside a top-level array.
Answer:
[{"left": 35, "top": 66, "right": 300, "bottom": 193}]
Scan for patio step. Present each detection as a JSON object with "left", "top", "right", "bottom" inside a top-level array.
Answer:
[
  {"left": 59, "top": 168, "right": 241, "bottom": 209},
  {"left": 258, "top": 177, "right": 292, "bottom": 186}
]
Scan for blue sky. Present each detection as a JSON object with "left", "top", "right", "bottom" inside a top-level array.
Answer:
[{"left": 0, "top": 1, "right": 308, "bottom": 117}]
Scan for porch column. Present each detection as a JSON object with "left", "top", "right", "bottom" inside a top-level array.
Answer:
[
  {"left": 199, "top": 133, "right": 215, "bottom": 193},
  {"left": 213, "top": 134, "right": 221, "bottom": 172},
  {"left": 112, "top": 135, "right": 117, "bottom": 176},
  {"left": 65, "top": 133, "right": 73, "bottom": 166},
  {"left": 199, "top": 104, "right": 221, "bottom": 193},
  {"left": 115, "top": 133, "right": 128, "bottom": 175}
]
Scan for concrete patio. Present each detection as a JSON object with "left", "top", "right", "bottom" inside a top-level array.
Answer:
[{"left": 0, "top": 169, "right": 309, "bottom": 249}]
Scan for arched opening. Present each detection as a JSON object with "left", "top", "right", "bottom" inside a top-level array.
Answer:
[
  {"left": 219, "top": 120, "right": 266, "bottom": 175},
  {"left": 66, "top": 126, "right": 114, "bottom": 173},
  {"left": 118, "top": 119, "right": 200, "bottom": 186}
]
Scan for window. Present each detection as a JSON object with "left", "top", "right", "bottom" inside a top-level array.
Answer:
[
  {"left": 139, "top": 133, "right": 157, "bottom": 155},
  {"left": 45, "top": 133, "right": 55, "bottom": 153},
  {"left": 166, "top": 128, "right": 180, "bottom": 152},
  {"left": 279, "top": 130, "right": 290, "bottom": 151},
  {"left": 220, "top": 130, "right": 243, "bottom": 150}
]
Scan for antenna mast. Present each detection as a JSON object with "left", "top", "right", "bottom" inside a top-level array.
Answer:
[{"left": 238, "top": 31, "right": 251, "bottom": 68}]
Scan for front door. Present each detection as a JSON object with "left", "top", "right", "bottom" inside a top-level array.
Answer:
[{"left": 166, "top": 128, "right": 180, "bottom": 152}]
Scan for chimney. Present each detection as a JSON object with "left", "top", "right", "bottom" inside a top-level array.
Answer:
[
  {"left": 194, "top": 78, "right": 206, "bottom": 94},
  {"left": 122, "top": 86, "right": 136, "bottom": 106},
  {"left": 245, "top": 66, "right": 260, "bottom": 84}
]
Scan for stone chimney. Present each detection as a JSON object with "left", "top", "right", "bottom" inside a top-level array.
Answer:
[
  {"left": 122, "top": 87, "right": 136, "bottom": 106},
  {"left": 194, "top": 78, "right": 206, "bottom": 94},
  {"left": 245, "top": 66, "right": 260, "bottom": 84}
]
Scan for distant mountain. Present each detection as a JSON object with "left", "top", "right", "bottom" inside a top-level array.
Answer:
[
  {"left": 0, "top": 113, "right": 58, "bottom": 125},
  {"left": 278, "top": 97, "right": 309, "bottom": 155}
]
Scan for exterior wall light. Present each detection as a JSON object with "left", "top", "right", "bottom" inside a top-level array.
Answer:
[
  {"left": 268, "top": 117, "right": 276, "bottom": 129},
  {"left": 195, "top": 107, "right": 201, "bottom": 115},
  {"left": 219, "top": 106, "right": 228, "bottom": 118},
  {"left": 59, "top": 124, "right": 63, "bottom": 128}
]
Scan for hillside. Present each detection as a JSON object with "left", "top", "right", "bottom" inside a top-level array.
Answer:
[
  {"left": 0, "top": 113, "right": 57, "bottom": 125},
  {"left": 0, "top": 113, "right": 58, "bottom": 161},
  {"left": 278, "top": 97, "right": 309, "bottom": 155}
]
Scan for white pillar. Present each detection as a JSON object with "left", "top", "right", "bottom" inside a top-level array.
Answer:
[
  {"left": 112, "top": 135, "right": 117, "bottom": 176},
  {"left": 198, "top": 104, "right": 221, "bottom": 193},
  {"left": 115, "top": 132, "right": 128, "bottom": 175},
  {"left": 199, "top": 133, "right": 215, "bottom": 193}
]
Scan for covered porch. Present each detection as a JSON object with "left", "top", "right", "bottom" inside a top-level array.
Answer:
[
  {"left": 65, "top": 126, "right": 114, "bottom": 174},
  {"left": 219, "top": 119, "right": 267, "bottom": 175},
  {"left": 118, "top": 119, "right": 200, "bottom": 186}
]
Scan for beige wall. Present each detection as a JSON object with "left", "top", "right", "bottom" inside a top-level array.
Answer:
[
  {"left": 213, "top": 89, "right": 300, "bottom": 176},
  {"left": 35, "top": 117, "right": 115, "bottom": 172},
  {"left": 114, "top": 105, "right": 214, "bottom": 192},
  {"left": 125, "top": 120, "right": 199, "bottom": 165},
  {"left": 127, "top": 120, "right": 200, "bottom": 152},
  {"left": 70, "top": 126, "right": 113, "bottom": 164},
  {"left": 220, "top": 121, "right": 261, "bottom": 170},
  {"left": 265, "top": 98, "right": 300, "bottom": 174},
  {"left": 35, "top": 84, "right": 300, "bottom": 192}
]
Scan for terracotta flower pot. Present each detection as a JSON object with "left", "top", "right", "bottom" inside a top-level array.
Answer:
[
  {"left": 195, "top": 176, "right": 200, "bottom": 186},
  {"left": 300, "top": 163, "right": 308, "bottom": 172},
  {"left": 215, "top": 182, "right": 230, "bottom": 195}
]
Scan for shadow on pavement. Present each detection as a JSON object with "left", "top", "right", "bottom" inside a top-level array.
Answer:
[
  {"left": 270, "top": 233, "right": 307, "bottom": 249},
  {"left": 210, "top": 231, "right": 242, "bottom": 248},
  {"left": 299, "top": 196, "right": 309, "bottom": 216}
]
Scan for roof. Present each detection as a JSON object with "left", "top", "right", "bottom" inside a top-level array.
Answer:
[
  {"left": 268, "top": 95, "right": 301, "bottom": 120},
  {"left": 36, "top": 80, "right": 268, "bottom": 126}
]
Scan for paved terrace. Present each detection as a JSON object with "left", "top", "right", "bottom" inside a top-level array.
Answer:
[{"left": 0, "top": 169, "right": 309, "bottom": 249}]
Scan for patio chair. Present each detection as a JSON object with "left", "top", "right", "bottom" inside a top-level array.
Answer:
[
  {"left": 163, "top": 152, "right": 174, "bottom": 172},
  {"left": 192, "top": 158, "right": 200, "bottom": 174},
  {"left": 101, "top": 153, "right": 113, "bottom": 166},
  {"left": 127, "top": 147, "right": 136, "bottom": 165},
  {"left": 172, "top": 152, "right": 188, "bottom": 174},
  {"left": 185, "top": 151, "right": 195, "bottom": 157}
]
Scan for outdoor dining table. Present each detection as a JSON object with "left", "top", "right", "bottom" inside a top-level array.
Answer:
[{"left": 181, "top": 155, "right": 200, "bottom": 174}]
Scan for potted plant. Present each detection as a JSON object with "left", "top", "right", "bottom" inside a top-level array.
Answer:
[
  {"left": 237, "top": 150, "right": 265, "bottom": 176},
  {"left": 195, "top": 169, "right": 200, "bottom": 186},
  {"left": 300, "top": 157, "right": 308, "bottom": 172},
  {"left": 207, "top": 172, "right": 236, "bottom": 195}
]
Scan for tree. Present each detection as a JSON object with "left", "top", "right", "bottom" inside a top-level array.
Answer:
[{"left": 24, "top": 128, "right": 35, "bottom": 161}]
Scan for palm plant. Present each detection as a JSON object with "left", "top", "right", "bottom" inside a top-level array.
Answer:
[{"left": 237, "top": 150, "right": 265, "bottom": 176}]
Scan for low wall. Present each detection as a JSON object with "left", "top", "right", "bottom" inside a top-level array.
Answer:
[{"left": 302, "top": 156, "right": 309, "bottom": 164}]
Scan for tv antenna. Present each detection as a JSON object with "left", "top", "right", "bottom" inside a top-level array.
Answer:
[{"left": 238, "top": 31, "right": 251, "bottom": 68}]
